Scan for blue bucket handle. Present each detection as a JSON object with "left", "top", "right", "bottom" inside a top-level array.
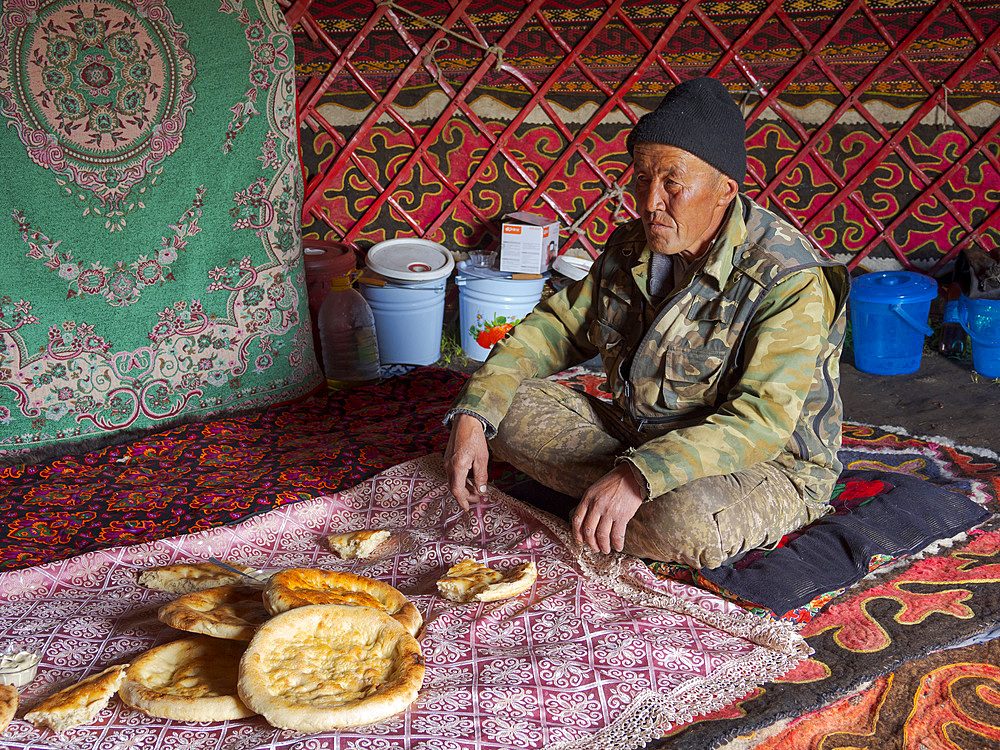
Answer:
[
  {"left": 958, "top": 298, "right": 1000, "bottom": 346},
  {"left": 891, "top": 303, "right": 933, "bottom": 337}
]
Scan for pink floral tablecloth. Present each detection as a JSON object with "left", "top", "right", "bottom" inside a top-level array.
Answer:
[{"left": 2, "top": 455, "right": 808, "bottom": 750}]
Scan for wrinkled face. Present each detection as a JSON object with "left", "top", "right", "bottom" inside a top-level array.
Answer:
[{"left": 631, "top": 142, "right": 739, "bottom": 260}]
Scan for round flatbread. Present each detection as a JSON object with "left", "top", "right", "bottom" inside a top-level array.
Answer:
[
  {"left": 437, "top": 559, "right": 537, "bottom": 602},
  {"left": 137, "top": 561, "right": 255, "bottom": 594},
  {"left": 120, "top": 636, "right": 256, "bottom": 722},
  {"left": 238, "top": 603, "right": 424, "bottom": 731},
  {"left": 158, "top": 584, "right": 270, "bottom": 641},
  {"left": 263, "top": 568, "right": 422, "bottom": 636}
]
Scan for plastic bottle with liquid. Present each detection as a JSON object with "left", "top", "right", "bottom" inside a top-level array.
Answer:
[
  {"left": 939, "top": 251, "right": 970, "bottom": 358},
  {"left": 317, "top": 268, "right": 381, "bottom": 389}
]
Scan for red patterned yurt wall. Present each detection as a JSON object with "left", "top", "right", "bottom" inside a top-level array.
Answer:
[{"left": 287, "top": 0, "right": 1000, "bottom": 275}]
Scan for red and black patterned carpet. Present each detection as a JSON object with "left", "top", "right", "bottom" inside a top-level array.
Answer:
[{"left": 0, "top": 368, "right": 465, "bottom": 571}]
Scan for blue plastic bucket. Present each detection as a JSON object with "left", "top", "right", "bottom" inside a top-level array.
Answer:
[
  {"left": 959, "top": 295, "right": 1000, "bottom": 378},
  {"left": 849, "top": 271, "right": 937, "bottom": 375},
  {"left": 455, "top": 261, "right": 546, "bottom": 360},
  {"left": 360, "top": 276, "right": 447, "bottom": 365}
]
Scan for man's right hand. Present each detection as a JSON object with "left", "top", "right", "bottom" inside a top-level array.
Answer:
[{"left": 444, "top": 413, "right": 490, "bottom": 510}]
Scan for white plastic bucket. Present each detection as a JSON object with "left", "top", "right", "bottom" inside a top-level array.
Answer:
[
  {"left": 361, "top": 276, "right": 446, "bottom": 365},
  {"left": 455, "top": 263, "right": 546, "bottom": 360}
]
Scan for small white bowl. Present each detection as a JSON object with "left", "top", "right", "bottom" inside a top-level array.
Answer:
[{"left": 0, "top": 650, "right": 39, "bottom": 687}]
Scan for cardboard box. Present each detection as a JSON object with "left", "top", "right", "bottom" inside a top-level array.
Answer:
[{"left": 499, "top": 211, "right": 560, "bottom": 274}]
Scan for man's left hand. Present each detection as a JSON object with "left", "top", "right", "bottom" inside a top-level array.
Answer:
[{"left": 571, "top": 463, "right": 644, "bottom": 554}]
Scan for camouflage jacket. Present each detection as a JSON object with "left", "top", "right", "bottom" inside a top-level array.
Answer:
[{"left": 450, "top": 194, "right": 850, "bottom": 505}]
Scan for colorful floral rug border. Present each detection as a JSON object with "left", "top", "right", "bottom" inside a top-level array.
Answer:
[{"left": 658, "top": 421, "right": 1000, "bottom": 749}]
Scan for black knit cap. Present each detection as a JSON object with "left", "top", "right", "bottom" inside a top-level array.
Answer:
[{"left": 626, "top": 77, "right": 747, "bottom": 183}]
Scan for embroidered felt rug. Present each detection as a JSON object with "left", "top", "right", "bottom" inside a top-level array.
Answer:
[
  {"left": 747, "top": 637, "right": 1000, "bottom": 749},
  {"left": 656, "top": 422, "right": 1000, "bottom": 749},
  {"left": 0, "top": 454, "right": 808, "bottom": 750},
  {"left": 0, "top": 0, "right": 320, "bottom": 462},
  {"left": 295, "top": 1, "right": 1000, "bottom": 271},
  {"left": 0, "top": 368, "right": 466, "bottom": 571}
]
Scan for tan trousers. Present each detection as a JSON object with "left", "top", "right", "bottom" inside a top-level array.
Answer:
[{"left": 490, "top": 379, "right": 829, "bottom": 569}]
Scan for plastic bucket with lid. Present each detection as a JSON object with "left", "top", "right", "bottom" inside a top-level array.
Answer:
[
  {"left": 361, "top": 275, "right": 448, "bottom": 365},
  {"left": 959, "top": 295, "right": 1000, "bottom": 378},
  {"left": 360, "top": 239, "right": 454, "bottom": 366},
  {"left": 849, "top": 270, "right": 937, "bottom": 375},
  {"left": 455, "top": 261, "right": 547, "bottom": 360}
]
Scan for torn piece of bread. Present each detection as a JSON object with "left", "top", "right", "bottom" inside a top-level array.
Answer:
[
  {"left": 0, "top": 684, "right": 17, "bottom": 734},
  {"left": 24, "top": 664, "right": 127, "bottom": 732},
  {"left": 325, "top": 529, "right": 391, "bottom": 559},
  {"left": 436, "top": 559, "right": 537, "bottom": 602},
  {"left": 137, "top": 561, "right": 254, "bottom": 594}
]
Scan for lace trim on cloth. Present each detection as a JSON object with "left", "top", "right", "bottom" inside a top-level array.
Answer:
[
  {"left": 531, "top": 499, "right": 808, "bottom": 653},
  {"left": 509, "top": 472, "right": 809, "bottom": 748}
]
